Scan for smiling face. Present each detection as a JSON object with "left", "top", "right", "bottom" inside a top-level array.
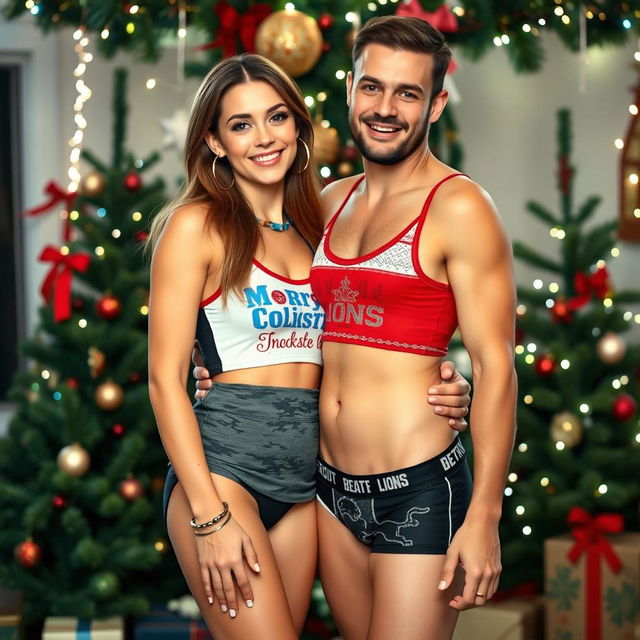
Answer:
[
  {"left": 206, "top": 80, "right": 299, "bottom": 189},
  {"left": 347, "top": 44, "right": 447, "bottom": 166}
]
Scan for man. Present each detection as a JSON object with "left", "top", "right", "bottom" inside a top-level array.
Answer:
[{"left": 198, "top": 16, "right": 516, "bottom": 640}]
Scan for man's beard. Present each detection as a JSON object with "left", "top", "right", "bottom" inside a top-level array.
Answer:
[{"left": 349, "top": 110, "right": 430, "bottom": 166}]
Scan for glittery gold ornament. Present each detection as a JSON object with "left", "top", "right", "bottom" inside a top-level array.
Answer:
[
  {"left": 95, "top": 380, "right": 124, "bottom": 411},
  {"left": 312, "top": 121, "right": 340, "bottom": 166},
  {"left": 80, "top": 171, "right": 106, "bottom": 197},
  {"left": 596, "top": 331, "right": 626, "bottom": 364},
  {"left": 57, "top": 443, "right": 91, "bottom": 477},
  {"left": 119, "top": 476, "right": 144, "bottom": 501},
  {"left": 256, "top": 10, "right": 323, "bottom": 77},
  {"left": 88, "top": 347, "right": 106, "bottom": 378},
  {"left": 549, "top": 412, "right": 583, "bottom": 448}
]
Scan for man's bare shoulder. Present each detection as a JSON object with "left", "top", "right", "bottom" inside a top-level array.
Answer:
[
  {"left": 319, "top": 174, "right": 364, "bottom": 225},
  {"left": 431, "top": 175, "right": 500, "bottom": 226}
]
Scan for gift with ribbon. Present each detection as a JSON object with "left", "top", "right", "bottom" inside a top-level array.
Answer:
[
  {"left": 23, "top": 180, "right": 77, "bottom": 242},
  {"left": 195, "top": 0, "right": 272, "bottom": 57},
  {"left": 38, "top": 245, "right": 91, "bottom": 323},
  {"left": 133, "top": 608, "right": 211, "bottom": 640},
  {"left": 42, "top": 617, "right": 123, "bottom": 639},
  {"left": 545, "top": 508, "right": 640, "bottom": 640}
]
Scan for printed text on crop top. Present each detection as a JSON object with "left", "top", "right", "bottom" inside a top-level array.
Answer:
[
  {"left": 309, "top": 173, "right": 463, "bottom": 356},
  {"left": 196, "top": 259, "right": 324, "bottom": 375}
]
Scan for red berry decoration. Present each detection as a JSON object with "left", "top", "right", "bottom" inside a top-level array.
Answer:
[
  {"left": 134, "top": 230, "right": 149, "bottom": 243},
  {"left": 52, "top": 495, "right": 67, "bottom": 510},
  {"left": 124, "top": 171, "right": 142, "bottom": 192},
  {"left": 119, "top": 476, "right": 144, "bottom": 501},
  {"left": 317, "top": 14, "right": 334, "bottom": 30},
  {"left": 112, "top": 423, "right": 125, "bottom": 437},
  {"left": 96, "top": 294, "right": 122, "bottom": 320},
  {"left": 66, "top": 377, "right": 79, "bottom": 389},
  {"left": 612, "top": 393, "right": 637, "bottom": 422},
  {"left": 534, "top": 355, "right": 555, "bottom": 377},
  {"left": 15, "top": 540, "right": 41, "bottom": 568}
]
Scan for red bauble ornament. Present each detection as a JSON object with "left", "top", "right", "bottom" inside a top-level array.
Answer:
[
  {"left": 612, "top": 393, "right": 637, "bottom": 422},
  {"left": 534, "top": 355, "right": 555, "bottom": 377},
  {"left": 52, "top": 495, "right": 67, "bottom": 510},
  {"left": 66, "top": 377, "right": 79, "bottom": 389},
  {"left": 124, "top": 172, "right": 142, "bottom": 192},
  {"left": 551, "top": 300, "right": 572, "bottom": 323},
  {"left": 15, "top": 540, "right": 41, "bottom": 568},
  {"left": 112, "top": 423, "right": 125, "bottom": 437},
  {"left": 134, "top": 230, "right": 149, "bottom": 243},
  {"left": 119, "top": 476, "right": 144, "bottom": 501},
  {"left": 317, "top": 14, "right": 334, "bottom": 30},
  {"left": 96, "top": 294, "right": 122, "bottom": 320}
]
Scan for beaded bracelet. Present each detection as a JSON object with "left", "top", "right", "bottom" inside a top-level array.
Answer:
[
  {"left": 190, "top": 502, "right": 229, "bottom": 529},
  {"left": 193, "top": 512, "right": 232, "bottom": 537}
]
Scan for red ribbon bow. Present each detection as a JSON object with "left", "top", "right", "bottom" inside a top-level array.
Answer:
[
  {"left": 567, "top": 507, "right": 623, "bottom": 640},
  {"left": 395, "top": 1, "right": 458, "bottom": 72},
  {"left": 23, "top": 180, "right": 77, "bottom": 242},
  {"left": 195, "top": 1, "right": 272, "bottom": 57},
  {"left": 38, "top": 245, "right": 91, "bottom": 322},
  {"left": 566, "top": 266, "right": 610, "bottom": 311}
]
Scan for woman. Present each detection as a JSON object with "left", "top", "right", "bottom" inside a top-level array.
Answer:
[{"left": 148, "top": 53, "right": 470, "bottom": 640}]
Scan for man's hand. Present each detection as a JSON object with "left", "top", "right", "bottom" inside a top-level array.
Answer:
[
  {"left": 428, "top": 361, "right": 471, "bottom": 432},
  {"left": 193, "top": 346, "right": 213, "bottom": 400}
]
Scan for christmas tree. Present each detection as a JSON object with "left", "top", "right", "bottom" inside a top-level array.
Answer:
[
  {"left": 0, "top": 68, "right": 183, "bottom": 623},
  {"left": 500, "top": 109, "right": 640, "bottom": 590}
]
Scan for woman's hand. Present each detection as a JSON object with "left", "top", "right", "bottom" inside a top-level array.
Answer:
[
  {"left": 428, "top": 360, "right": 472, "bottom": 432},
  {"left": 195, "top": 516, "right": 261, "bottom": 618},
  {"left": 437, "top": 517, "right": 501, "bottom": 610},
  {"left": 192, "top": 345, "right": 213, "bottom": 400}
]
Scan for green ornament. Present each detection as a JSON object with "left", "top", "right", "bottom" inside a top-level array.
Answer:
[{"left": 90, "top": 571, "right": 120, "bottom": 600}]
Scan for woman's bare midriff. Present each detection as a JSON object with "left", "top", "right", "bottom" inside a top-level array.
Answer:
[
  {"left": 212, "top": 362, "right": 322, "bottom": 390},
  {"left": 319, "top": 342, "right": 456, "bottom": 474}
]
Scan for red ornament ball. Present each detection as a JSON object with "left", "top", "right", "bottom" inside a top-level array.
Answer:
[
  {"left": 65, "top": 377, "right": 79, "bottom": 390},
  {"left": 52, "top": 495, "right": 67, "bottom": 510},
  {"left": 612, "top": 393, "right": 637, "bottom": 422},
  {"left": 551, "top": 300, "right": 572, "bottom": 323},
  {"left": 112, "top": 423, "right": 125, "bottom": 437},
  {"left": 534, "top": 355, "right": 555, "bottom": 377},
  {"left": 317, "top": 14, "right": 334, "bottom": 30},
  {"left": 134, "top": 230, "right": 149, "bottom": 243},
  {"left": 96, "top": 294, "right": 122, "bottom": 320},
  {"left": 15, "top": 540, "right": 41, "bottom": 568},
  {"left": 124, "top": 171, "right": 142, "bottom": 192},
  {"left": 119, "top": 476, "right": 144, "bottom": 501}
]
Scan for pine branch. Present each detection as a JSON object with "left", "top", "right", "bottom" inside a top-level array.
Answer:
[{"left": 513, "top": 242, "right": 563, "bottom": 272}]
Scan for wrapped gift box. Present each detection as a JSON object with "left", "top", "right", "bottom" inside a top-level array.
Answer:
[
  {"left": 545, "top": 530, "right": 640, "bottom": 640},
  {"left": 452, "top": 596, "right": 544, "bottom": 640},
  {"left": 0, "top": 588, "right": 22, "bottom": 640},
  {"left": 133, "top": 609, "right": 211, "bottom": 640},
  {"left": 43, "top": 617, "right": 123, "bottom": 640}
]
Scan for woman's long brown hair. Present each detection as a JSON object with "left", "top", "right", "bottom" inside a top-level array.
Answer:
[{"left": 148, "top": 54, "right": 323, "bottom": 303}]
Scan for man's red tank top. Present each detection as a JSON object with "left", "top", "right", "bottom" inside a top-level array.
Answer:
[{"left": 310, "top": 173, "right": 463, "bottom": 356}]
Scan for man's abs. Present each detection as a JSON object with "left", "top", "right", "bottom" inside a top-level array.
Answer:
[{"left": 318, "top": 342, "right": 457, "bottom": 474}]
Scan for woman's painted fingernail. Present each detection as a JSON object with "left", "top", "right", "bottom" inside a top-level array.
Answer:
[
  {"left": 220, "top": 604, "right": 228, "bottom": 613},
  {"left": 439, "top": 580, "right": 448, "bottom": 590},
  {"left": 207, "top": 597, "right": 213, "bottom": 605},
  {"left": 229, "top": 609, "right": 236, "bottom": 618},
  {"left": 246, "top": 600, "right": 253, "bottom": 608}
]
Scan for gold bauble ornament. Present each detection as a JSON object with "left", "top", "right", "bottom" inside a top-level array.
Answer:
[
  {"left": 312, "top": 121, "right": 340, "bottom": 166},
  {"left": 57, "top": 443, "right": 91, "bottom": 477},
  {"left": 95, "top": 380, "right": 124, "bottom": 411},
  {"left": 80, "top": 171, "right": 106, "bottom": 197},
  {"left": 88, "top": 347, "right": 106, "bottom": 378},
  {"left": 596, "top": 331, "right": 626, "bottom": 365},
  {"left": 256, "top": 10, "right": 323, "bottom": 77},
  {"left": 549, "top": 412, "right": 583, "bottom": 448},
  {"left": 337, "top": 161, "right": 354, "bottom": 177}
]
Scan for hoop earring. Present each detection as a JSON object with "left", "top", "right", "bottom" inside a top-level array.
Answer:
[
  {"left": 292, "top": 138, "right": 310, "bottom": 175},
  {"left": 212, "top": 154, "right": 235, "bottom": 191}
]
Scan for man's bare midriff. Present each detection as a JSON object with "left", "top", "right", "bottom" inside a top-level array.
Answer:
[{"left": 319, "top": 342, "right": 457, "bottom": 474}]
